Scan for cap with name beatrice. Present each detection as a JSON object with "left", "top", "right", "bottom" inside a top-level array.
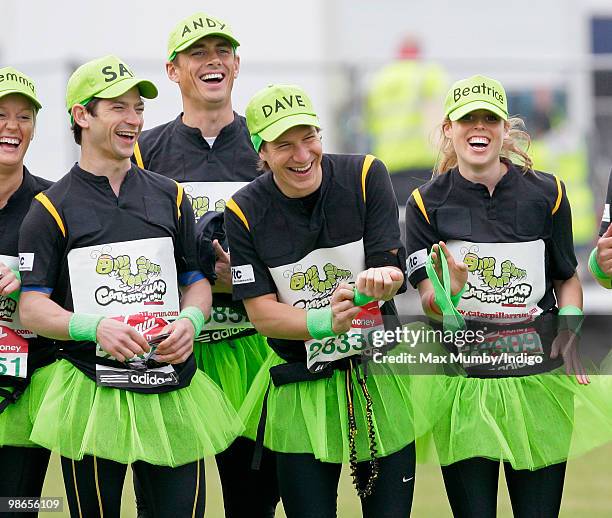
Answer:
[{"left": 444, "top": 75, "right": 508, "bottom": 121}]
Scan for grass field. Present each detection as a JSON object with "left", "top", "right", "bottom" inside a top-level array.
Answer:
[{"left": 41, "top": 444, "right": 612, "bottom": 517}]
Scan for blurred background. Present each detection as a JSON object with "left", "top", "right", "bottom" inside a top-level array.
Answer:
[{"left": 3, "top": 0, "right": 611, "bottom": 515}]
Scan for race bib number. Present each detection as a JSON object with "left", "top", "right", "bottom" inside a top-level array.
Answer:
[
  {"left": 0, "top": 326, "right": 29, "bottom": 378},
  {"left": 306, "top": 301, "right": 384, "bottom": 371},
  {"left": 204, "top": 305, "right": 253, "bottom": 330},
  {"left": 95, "top": 313, "right": 178, "bottom": 388}
]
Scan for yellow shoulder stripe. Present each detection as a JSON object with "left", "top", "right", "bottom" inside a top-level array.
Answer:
[
  {"left": 35, "top": 192, "right": 66, "bottom": 237},
  {"left": 411, "top": 188, "right": 430, "bottom": 224},
  {"left": 552, "top": 175, "right": 562, "bottom": 215},
  {"left": 175, "top": 181, "right": 183, "bottom": 219},
  {"left": 226, "top": 198, "right": 249, "bottom": 231},
  {"left": 361, "top": 154, "right": 376, "bottom": 203},
  {"left": 134, "top": 141, "right": 144, "bottom": 169}
]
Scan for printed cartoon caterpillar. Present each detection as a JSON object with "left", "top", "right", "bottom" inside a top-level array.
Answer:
[
  {"left": 290, "top": 263, "right": 352, "bottom": 293},
  {"left": 96, "top": 254, "right": 161, "bottom": 287}
]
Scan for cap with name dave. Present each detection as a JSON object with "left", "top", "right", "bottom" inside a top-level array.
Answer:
[
  {"left": 0, "top": 67, "right": 42, "bottom": 110},
  {"left": 246, "top": 84, "right": 321, "bottom": 152},
  {"left": 167, "top": 12, "right": 240, "bottom": 61},
  {"left": 65, "top": 55, "right": 158, "bottom": 116},
  {"left": 444, "top": 75, "right": 508, "bottom": 121}
]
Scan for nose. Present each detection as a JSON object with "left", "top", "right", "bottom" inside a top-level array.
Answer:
[
  {"left": 5, "top": 115, "right": 19, "bottom": 131},
  {"left": 125, "top": 107, "right": 142, "bottom": 127},
  {"left": 292, "top": 143, "right": 311, "bottom": 163}
]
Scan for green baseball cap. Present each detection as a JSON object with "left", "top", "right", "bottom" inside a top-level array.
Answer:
[
  {"left": 444, "top": 75, "right": 508, "bottom": 121},
  {"left": 246, "top": 84, "right": 320, "bottom": 152},
  {"left": 167, "top": 12, "right": 240, "bottom": 61},
  {"left": 0, "top": 67, "right": 42, "bottom": 110},
  {"left": 66, "top": 55, "right": 158, "bottom": 116}
]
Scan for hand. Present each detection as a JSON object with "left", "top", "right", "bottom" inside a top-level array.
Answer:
[
  {"left": 595, "top": 224, "right": 612, "bottom": 276},
  {"left": 154, "top": 318, "right": 195, "bottom": 364},
  {"left": 330, "top": 282, "right": 361, "bottom": 335},
  {"left": 0, "top": 263, "right": 20, "bottom": 297},
  {"left": 355, "top": 266, "right": 403, "bottom": 301},
  {"left": 551, "top": 329, "right": 590, "bottom": 385},
  {"left": 96, "top": 318, "right": 150, "bottom": 362},
  {"left": 213, "top": 240, "right": 233, "bottom": 292},
  {"left": 431, "top": 241, "right": 468, "bottom": 296}
]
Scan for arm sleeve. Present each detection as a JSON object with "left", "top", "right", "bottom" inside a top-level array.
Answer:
[
  {"left": 18, "top": 200, "right": 64, "bottom": 292},
  {"left": 174, "top": 191, "right": 204, "bottom": 285},
  {"left": 598, "top": 170, "right": 612, "bottom": 237},
  {"left": 549, "top": 180, "right": 578, "bottom": 280},
  {"left": 225, "top": 206, "right": 277, "bottom": 301},
  {"left": 363, "top": 158, "right": 403, "bottom": 254},
  {"left": 404, "top": 192, "right": 440, "bottom": 288}
]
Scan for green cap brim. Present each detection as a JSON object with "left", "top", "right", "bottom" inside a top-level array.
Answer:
[
  {"left": 169, "top": 33, "right": 240, "bottom": 61},
  {"left": 95, "top": 77, "right": 158, "bottom": 101},
  {"left": 448, "top": 100, "right": 508, "bottom": 121},
  {"left": 251, "top": 133, "right": 264, "bottom": 152},
  {"left": 0, "top": 90, "right": 42, "bottom": 111},
  {"left": 257, "top": 113, "right": 321, "bottom": 146}
]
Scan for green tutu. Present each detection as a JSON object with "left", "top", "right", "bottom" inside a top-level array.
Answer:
[
  {"left": 239, "top": 352, "right": 415, "bottom": 463},
  {"left": 194, "top": 334, "right": 271, "bottom": 410},
  {"left": 28, "top": 360, "right": 243, "bottom": 467},
  {"left": 0, "top": 363, "right": 56, "bottom": 448},
  {"left": 413, "top": 367, "right": 612, "bottom": 471}
]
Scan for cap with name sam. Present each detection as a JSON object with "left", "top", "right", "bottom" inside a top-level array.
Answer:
[{"left": 66, "top": 55, "right": 158, "bottom": 116}]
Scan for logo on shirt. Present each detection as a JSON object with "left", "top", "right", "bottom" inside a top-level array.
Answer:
[
  {"left": 462, "top": 246, "right": 532, "bottom": 305},
  {"left": 93, "top": 248, "right": 167, "bottom": 306},
  {"left": 231, "top": 264, "right": 255, "bottom": 285},
  {"left": 0, "top": 297, "right": 17, "bottom": 322},
  {"left": 18, "top": 253, "right": 34, "bottom": 272},
  {"left": 286, "top": 263, "right": 351, "bottom": 309},
  {"left": 187, "top": 194, "right": 226, "bottom": 222}
]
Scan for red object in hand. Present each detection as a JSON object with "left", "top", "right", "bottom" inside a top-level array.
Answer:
[{"left": 110, "top": 313, "right": 170, "bottom": 342}]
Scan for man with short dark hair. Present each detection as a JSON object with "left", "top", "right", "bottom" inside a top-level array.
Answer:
[{"left": 133, "top": 12, "right": 279, "bottom": 518}]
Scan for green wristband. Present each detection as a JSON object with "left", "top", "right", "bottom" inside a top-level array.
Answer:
[
  {"left": 589, "top": 248, "right": 612, "bottom": 287},
  {"left": 425, "top": 247, "right": 465, "bottom": 332},
  {"left": 69, "top": 313, "right": 104, "bottom": 342},
  {"left": 353, "top": 289, "right": 374, "bottom": 307},
  {"left": 450, "top": 284, "right": 466, "bottom": 308},
  {"left": 306, "top": 307, "right": 335, "bottom": 340},
  {"left": 177, "top": 306, "right": 206, "bottom": 337},
  {"left": 7, "top": 269, "right": 21, "bottom": 302},
  {"left": 558, "top": 305, "right": 584, "bottom": 336}
]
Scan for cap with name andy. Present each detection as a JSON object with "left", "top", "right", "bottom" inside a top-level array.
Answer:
[{"left": 167, "top": 12, "right": 240, "bottom": 61}]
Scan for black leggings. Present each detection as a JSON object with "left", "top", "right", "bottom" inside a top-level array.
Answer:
[
  {"left": 441, "top": 457, "right": 567, "bottom": 518},
  {"left": 135, "top": 437, "right": 279, "bottom": 518},
  {"left": 62, "top": 455, "right": 205, "bottom": 518},
  {"left": 276, "top": 442, "right": 415, "bottom": 518},
  {"left": 0, "top": 446, "right": 50, "bottom": 517}
]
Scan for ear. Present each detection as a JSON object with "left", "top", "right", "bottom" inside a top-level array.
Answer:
[
  {"left": 443, "top": 121, "right": 453, "bottom": 139},
  {"left": 71, "top": 104, "right": 90, "bottom": 129},
  {"left": 503, "top": 120, "right": 510, "bottom": 139},
  {"left": 166, "top": 60, "right": 180, "bottom": 84},
  {"left": 233, "top": 53, "right": 241, "bottom": 79}
]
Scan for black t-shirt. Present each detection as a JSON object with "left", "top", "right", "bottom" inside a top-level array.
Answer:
[
  {"left": 0, "top": 167, "right": 55, "bottom": 389},
  {"left": 405, "top": 161, "right": 577, "bottom": 376},
  {"left": 135, "top": 113, "right": 260, "bottom": 340},
  {"left": 135, "top": 113, "right": 259, "bottom": 183},
  {"left": 226, "top": 153, "right": 405, "bottom": 363},
  {"left": 18, "top": 164, "right": 203, "bottom": 392}
]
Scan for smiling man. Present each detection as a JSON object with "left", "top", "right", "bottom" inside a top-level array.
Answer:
[
  {"left": 17, "top": 55, "right": 242, "bottom": 517},
  {"left": 132, "top": 12, "right": 279, "bottom": 518}
]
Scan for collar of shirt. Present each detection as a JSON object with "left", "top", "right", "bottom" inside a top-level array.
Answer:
[{"left": 172, "top": 111, "right": 241, "bottom": 149}]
